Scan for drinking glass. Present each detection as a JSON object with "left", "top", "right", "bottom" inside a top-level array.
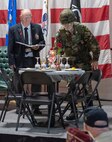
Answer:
[
  {"left": 35, "top": 57, "right": 40, "bottom": 69},
  {"left": 60, "top": 56, "right": 65, "bottom": 70}
]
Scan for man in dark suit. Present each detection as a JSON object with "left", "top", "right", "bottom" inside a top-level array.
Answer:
[{"left": 8, "top": 9, "right": 45, "bottom": 114}]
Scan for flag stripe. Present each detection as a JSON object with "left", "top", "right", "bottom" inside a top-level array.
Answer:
[
  {"left": 0, "top": 0, "right": 8, "bottom": 9},
  {"left": 16, "top": 9, "right": 42, "bottom": 23},
  {"left": 50, "top": 22, "right": 109, "bottom": 38},
  {"left": 0, "top": 38, "right": 5, "bottom": 46},
  {"left": 0, "top": 10, "right": 7, "bottom": 24},
  {"left": 16, "top": 0, "right": 42, "bottom": 9},
  {"left": 0, "top": 24, "right": 8, "bottom": 38},
  {"left": 83, "top": 21, "right": 109, "bottom": 36},
  {"left": 99, "top": 49, "right": 111, "bottom": 64},
  {"left": 96, "top": 34, "right": 110, "bottom": 50},
  {"left": 81, "top": 0, "right": 109, "bottom": 8},
  {"left": 50, "top": 7, "right": 109, "bottom": 24},
  {"left": 51, "top": 9, "right": 63, "bottom": 23},
  {"left": 49, "top": 0, "right": 71, "bottom": 8},
  {"left": 99, "top": 64, "right": 112, "bottom": 78},
  {"left": 81, "top": 6, "right": 109, "bottom": 23}
]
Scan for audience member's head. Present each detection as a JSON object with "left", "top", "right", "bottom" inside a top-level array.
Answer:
[{"left": 83, "top": 107, "right": 109, "bottom": 138}]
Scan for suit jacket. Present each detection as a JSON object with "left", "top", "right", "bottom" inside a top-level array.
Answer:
[{"left": 8, "top": 23, "right": 45, "bottom": 68}]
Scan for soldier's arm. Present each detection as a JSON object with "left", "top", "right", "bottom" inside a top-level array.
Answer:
[{"left": 82, "top": 25, "right": 100, "bottom": 61}]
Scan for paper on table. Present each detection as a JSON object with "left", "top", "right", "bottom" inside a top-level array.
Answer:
[{"left": 16, "top": 41, "right": 46, "bottom": 48}]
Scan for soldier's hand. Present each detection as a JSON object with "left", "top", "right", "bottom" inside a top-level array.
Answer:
[{"left": 91, "top": 61, "right": 98, "bottom": 70}]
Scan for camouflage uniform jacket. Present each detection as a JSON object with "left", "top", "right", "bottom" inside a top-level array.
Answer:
[{"left": 54, "top": 22, "right": 100, "bottom": 71}]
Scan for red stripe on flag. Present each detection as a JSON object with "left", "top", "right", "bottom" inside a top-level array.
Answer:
[
  {"left": 96, "top": 34, "right": 110, "bottom": 50},
  {"left": 17, "top": 9, "right": 42, "bottom": 23},
  {"left": 81, "top": 6, "right": 109, "bottom": 23},
  {"left": 99, "top": 64, "right": 112, "bottom": 78},
  {"left": 0, "top": 10, "right": 7, "bottom": 24},
  {"left": 0, "top": 38, "right": 6, "bottom": 46},
  {"left": 51, "top": 8, "right": 64, "bottom": 23}
]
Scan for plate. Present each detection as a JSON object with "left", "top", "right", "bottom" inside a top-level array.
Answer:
[
  {"left": 41, "top": 69, "right": 55, "bottom": 72},
  {"left": 25, "top": 68, "right": 35, "bottom": 71},
  {"left": 64, "top": 68, "right": 82, "bottom": 71},
  {"left": 19, "top": 68, "right": 36, "bottom": 71}
]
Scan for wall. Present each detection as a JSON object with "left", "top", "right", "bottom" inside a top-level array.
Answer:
[{"left": 99, "top": 0, "right": 112, "bottom": 103}]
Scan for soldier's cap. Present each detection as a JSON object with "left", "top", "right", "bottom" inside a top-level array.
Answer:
[
  {"left": 84, "top": 106, "right": 109, "bottom": 128},
  {"left": 60, "top": 9, "right": 76, "bottom": 24}
]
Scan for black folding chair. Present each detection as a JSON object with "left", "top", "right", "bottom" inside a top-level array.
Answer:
[
  {"left": 16, "top": 71, "right": 65, "bottom": 133},
  {"left": 86, "top": 69, "right": 102, "bottom": 108},
  {"left": 0, "top": 68, "right": 22, "bottom": 122},
  {"left": 57, "top": 71, "right": 91, "bottom": 124}
]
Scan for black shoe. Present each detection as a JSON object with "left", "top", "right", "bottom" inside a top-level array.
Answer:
[
  {"left": 33, "top": 108, "right": 42, "bottom": 115},
  {"left": 16, "top": 108, "right": 23, "bottom": 114},
  {"left": 66, "top": 113, "right": 76, "bottom": 120}
]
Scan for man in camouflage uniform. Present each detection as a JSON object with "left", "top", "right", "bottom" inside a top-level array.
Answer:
[{"left": 54, "top": 9, "right": 100, "bottom": 120}]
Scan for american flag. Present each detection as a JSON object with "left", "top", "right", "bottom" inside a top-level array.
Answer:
[{"left": 0, "top": 0, "right": 111, "bottom": 78}]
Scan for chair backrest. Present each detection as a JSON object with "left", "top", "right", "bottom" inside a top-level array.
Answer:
[
  {"left": 76, "top": 71, "right": 91, "bottom": 85},
  {"left": 86, "top": 69, "right": 102, "bottom": 107},
  {"left": 91, "top": 69, "right": 102, "bottom": 82},
  {"left": 20, "top": 71, "right": 55, "bottom": 94},
  {"left": 21, "top": 71, "right": 53, "bottom": 85},
  {"left": 0, "top": 68, "right": 15, "bottom": 96},
  {"left": 65, "top": 71, "right": 92, "bottom": 104},
  {"left": 89, "top": 69, "right": 102, "bottom": 95},
  {"left": 68, "top": 71, "right": 91, "bottom": 92}
]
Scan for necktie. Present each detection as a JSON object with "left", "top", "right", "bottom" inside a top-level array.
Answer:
[{"left": 24, "top": 27, "right": 28, "bottom": 44}]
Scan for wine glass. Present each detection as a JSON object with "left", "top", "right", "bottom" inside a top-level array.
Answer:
[
  {"left": 35, "top": 57, "right": 40, "bottom": 69},
  {"left": 65, "top": 57, "right": 70, "bottom": 69},
  {"left": 60, "top": 56, "right": 65, "bottom": 70}
]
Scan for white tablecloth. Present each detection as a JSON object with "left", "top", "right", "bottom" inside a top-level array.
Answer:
[{"left": 19, "top": 68, "right": 85, "bottom": 82}]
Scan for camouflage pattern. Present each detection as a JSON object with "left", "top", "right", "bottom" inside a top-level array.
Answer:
[
  {"left": 54, "top": 22, "right": 100, "bottom": 71},
  {"left": 60, "top": 9, "right": 76, "bottom": 24}
]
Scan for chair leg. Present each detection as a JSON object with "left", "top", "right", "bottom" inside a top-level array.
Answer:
[
  {"left": 71, "top": 95, "right": 79, "bottom": 127},
  {"left": 0, "top": 99, "right": 7, "bottom": 121},
  {"left": 63, "top": 103, "right": 71, "bottom": 116},
  {"left": 25, "top": 103, "right": 38, "bottom": 127},
  {"left": 0, "top": 99, "right": 10, "bottom": 122},
  {"left": 47, "top": 94, "right": 55, "bottom": 133},
  {"left": 96, "top": 91, "right": 102, "bottom": 108},
  {"left": 56, "top": 101, "right": 65, "bottom": 129},
  {"left": 16, "top": 101, "right": 23, "bottom": 131}
]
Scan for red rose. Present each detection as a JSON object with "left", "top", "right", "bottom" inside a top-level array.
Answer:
[
  {"left": 50, "top": 47, "right": 53, "bottom": 50},
  {"left": 57, "top": 42, "right": 62, "bottom": 48}
]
